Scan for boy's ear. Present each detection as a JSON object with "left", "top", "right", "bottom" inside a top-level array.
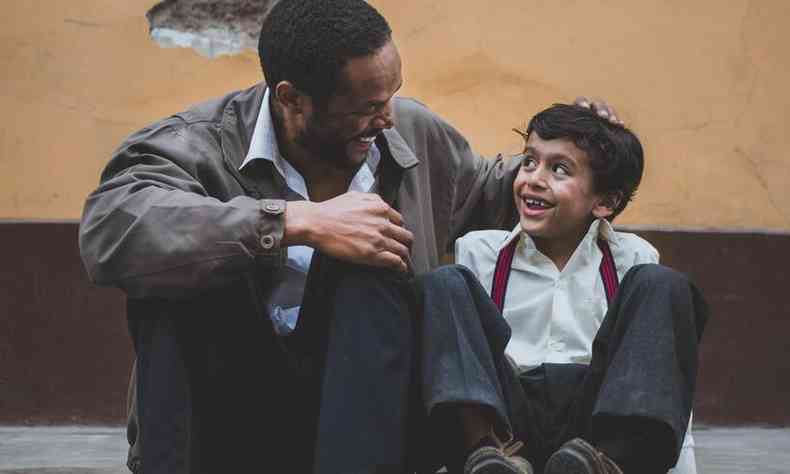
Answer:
[{"left": 592, "top": 192, "right": 621, "bottom": 219}]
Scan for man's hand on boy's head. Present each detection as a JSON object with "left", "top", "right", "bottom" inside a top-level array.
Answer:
[{"left": 574, "top": 97, "right": 625, "bottom": 125}]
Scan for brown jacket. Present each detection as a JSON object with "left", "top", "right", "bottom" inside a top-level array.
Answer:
[{"left": 80, "top": 83, "right": 520, "bottom": 297}]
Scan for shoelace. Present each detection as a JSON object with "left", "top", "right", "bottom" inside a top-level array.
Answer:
[{"left": 502, "top": 439, "right": 524, "bottom": 457}]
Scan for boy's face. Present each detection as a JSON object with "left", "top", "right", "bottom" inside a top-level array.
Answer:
[{"left": 514, "top": 132, "right": 614, "bottom": 249}]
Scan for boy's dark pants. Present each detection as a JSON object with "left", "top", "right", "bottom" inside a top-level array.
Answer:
[{"left": 500, "top": 264, "right": 709, "bottom": 473}]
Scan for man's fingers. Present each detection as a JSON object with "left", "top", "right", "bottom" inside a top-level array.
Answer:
[
  {"left": 574, "top": 96, "right": 591, "bottom": 108},
  {"left": 373, "top": 251, "right": 408, "bottom": 273},
  {"left": 574, "top": 96, "right": 623, "bottom": 125},
  {"left": 385, "top": 237, "right": 411, "bottom": 263},
  {"left": 385, "top": 206, "right": 404, "bottom": 226},
  {"left": 591, "top": 99, "right": 621, "bottom": 125},
  {"left": 384, "top": 222, "right": 414, "bottom": 250}
]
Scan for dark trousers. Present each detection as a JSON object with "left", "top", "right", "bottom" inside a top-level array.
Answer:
[
  {"left": 127, "top": 258, "right": 512, "bottom": 474},
  {"left": 128, "top": 260, "right": 705, "bottom": 474},
  {"left": 502, "top": 264, "right": 709, "bottom": 473},
  {"left": 292, "top": 258, "right": 514, "bottom": 473}
]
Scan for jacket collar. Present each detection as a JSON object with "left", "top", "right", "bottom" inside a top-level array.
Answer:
[
  {"left": 220, "top": 83, "right": 420, "bottom": 198},
  {"left": 380, "top": 126, "right": 420, "bottom": 169}
]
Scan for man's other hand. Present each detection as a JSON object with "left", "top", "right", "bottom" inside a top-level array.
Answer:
[
  {"left": 574, "top": 97, "right": 624, "bottom": 125},
  {"left": 285, "top": 192, "right": 414, "bottom": 273}
]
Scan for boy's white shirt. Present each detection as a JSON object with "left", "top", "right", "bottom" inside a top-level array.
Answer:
[
  {"left": 456, "top": 219, "right": 658, "bottom": 370},
  {"left": 455, "top": 218, "right": 697, "bottom": 466}
]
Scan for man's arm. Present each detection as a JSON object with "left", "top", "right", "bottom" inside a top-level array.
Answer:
[
  {"left": 80, "top": 120, "right": 413, "bottom": 299},
  {"left": 79, "top": 119, "right": 281, "bottom": 299}
]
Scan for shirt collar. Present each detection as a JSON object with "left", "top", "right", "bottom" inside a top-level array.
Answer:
[
  {"left": 498, "top": 218, "right": 621, "bottom": 252},
  {"left": 240, "top": 87, "right": 381, "bottom": 199},
  {"left": 240, "top": 87, "right": 283, "bottom": 172}
]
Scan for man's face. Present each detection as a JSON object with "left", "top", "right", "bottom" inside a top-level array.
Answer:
[
  {"left": 513, "top": 132, "right": 613, "bottom": 249},
  {"left": 297, "top": 40, "right": 403, "bottom": 171}
]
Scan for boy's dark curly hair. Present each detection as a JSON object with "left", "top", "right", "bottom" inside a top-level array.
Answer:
[{"left": 515, "top": 104, "right": 644, "bottom": 220}]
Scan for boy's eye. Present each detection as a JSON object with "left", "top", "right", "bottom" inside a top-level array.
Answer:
[
  {"left": 522, "top": 157, "right": 538, "bottom": 170},
  {"left": 553, "top": 163, "right": 570, "bottom": 175}
]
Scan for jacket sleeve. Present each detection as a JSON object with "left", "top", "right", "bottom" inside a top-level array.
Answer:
[
  {"left": 79, "top": 119, "right": 284, "bottom": 300},
  {"left": 436, "top": 117, "right": 521, "bottom": 244}
]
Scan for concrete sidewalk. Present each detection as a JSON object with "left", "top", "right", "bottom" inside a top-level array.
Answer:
[{"left": 1, "top": 425, "right": 789, "bottom": 473}]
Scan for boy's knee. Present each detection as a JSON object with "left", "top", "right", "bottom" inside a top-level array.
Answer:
[
  {"left": 624, "top": 263, "right": 688, "bottom": 290},
  {"left": 418, "top": 264, "right": 482, "bottom": 292}
]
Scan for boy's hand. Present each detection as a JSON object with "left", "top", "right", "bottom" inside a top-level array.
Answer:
[{"left": 574, "top": 97, "right": 625, "bottom": 125}]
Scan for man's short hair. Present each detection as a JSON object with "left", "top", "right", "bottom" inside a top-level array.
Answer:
[
  {"left": 520, "top": 104, "right": 645, "bottom": 220},
  {"left": 258, "top": 0, "right": 392, "bottom": 107}
]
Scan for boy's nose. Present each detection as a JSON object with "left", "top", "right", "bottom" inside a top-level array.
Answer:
[{"left": 526, "top": 168, "right": 549, "bottom": 189}]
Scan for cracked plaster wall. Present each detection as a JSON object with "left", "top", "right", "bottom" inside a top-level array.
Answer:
[{"left": 1, "top": 0, "right": 789, "bottom": 229}]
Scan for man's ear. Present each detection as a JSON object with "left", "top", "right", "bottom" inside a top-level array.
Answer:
[
  {"left": 592, "top": 192, "right": 621, "bottom": 219},
  {"left": 273, "top": 81, "right": 307, "bottom": 114}
]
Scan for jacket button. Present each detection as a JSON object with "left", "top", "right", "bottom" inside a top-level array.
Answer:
[
  {"left": 260, "top": 234, "right": 275, "bottom": 250},
  {"left": 264, "top": 201, "right": 284, "bottom": 214}
]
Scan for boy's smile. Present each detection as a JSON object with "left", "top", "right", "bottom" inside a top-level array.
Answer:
[{"left": 514, "top": 132, "right": 614, "bottom": 265}]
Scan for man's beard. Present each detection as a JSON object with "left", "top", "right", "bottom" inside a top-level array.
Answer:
[
  {"left": 297, "top": 114, "right": 381, "bottom": 172},
  {"left": 297, "top": 116, "right": 360, "bottom": 172}
]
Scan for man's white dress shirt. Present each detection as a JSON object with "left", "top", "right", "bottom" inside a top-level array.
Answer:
[
  {"left": 455, "top": 219, "right": 696, "bottom": 473},
  {"left": 241, "top": 88, "right": 380, "bottom": 335}
]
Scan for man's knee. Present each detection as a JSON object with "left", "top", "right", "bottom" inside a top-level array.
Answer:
[{"left": 330, "top": 265, "right": 414, "bottom": 334}]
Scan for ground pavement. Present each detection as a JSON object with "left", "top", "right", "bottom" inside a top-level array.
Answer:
[{"left": 1, "top": 425, "right": 789, "bottom": 473}]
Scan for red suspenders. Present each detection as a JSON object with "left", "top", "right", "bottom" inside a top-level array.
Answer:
[{"left": 491, "top": 236, "right": 619, "bottom": 313}]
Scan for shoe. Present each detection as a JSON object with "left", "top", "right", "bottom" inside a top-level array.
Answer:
[
  {"left": 544, "top": 438, "right": 623, "bottom": 474},
  {"left": 463, "top": 440, "right": 534, "bottom": 474}
]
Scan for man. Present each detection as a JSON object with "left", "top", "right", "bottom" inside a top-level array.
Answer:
[{"left": 80, "top": 1, "right": 619, "bottom": 472}]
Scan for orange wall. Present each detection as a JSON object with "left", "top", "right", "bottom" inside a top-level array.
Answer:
[{"left": 2, "top": 0, "right": 789, "bottom": 229}]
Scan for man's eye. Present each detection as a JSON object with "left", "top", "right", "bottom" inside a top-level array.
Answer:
[
  {"left": 358, "top": 105, "right": 379, "bottom": 116},
  {"left": 553, "top": 164, "right": 569, "bottom": 175}
]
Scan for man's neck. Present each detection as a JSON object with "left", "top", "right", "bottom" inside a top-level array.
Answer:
[{"left": 271, "top": 102, "right": 356, "bottom": 202}]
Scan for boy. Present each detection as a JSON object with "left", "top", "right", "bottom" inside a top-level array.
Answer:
[{"left": 455, "top": 104, "right": 708, "bottom": 474}]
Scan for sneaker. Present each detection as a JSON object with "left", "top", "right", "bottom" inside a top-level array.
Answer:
[
  {"left": 544, "top": 438, "right": 623, "bottom": 474},
  {"left": 463, "top": 440, "right": 534, "bottom": 474}
]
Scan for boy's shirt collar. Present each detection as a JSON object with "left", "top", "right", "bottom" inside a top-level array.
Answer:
[
  {"left": 498, "top": 218, "right": 621, "bottom": 252},
  {"left": 498, "top": 219, "right": 622, "bottom": 276}
]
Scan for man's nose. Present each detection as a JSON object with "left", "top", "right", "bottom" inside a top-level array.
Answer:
[{"left": 373, "top": 99, "right": 395, "bottom": 129}]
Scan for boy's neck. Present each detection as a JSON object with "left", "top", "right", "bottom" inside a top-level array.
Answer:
[{"left": 531, "top": 220, "right": 598, "bottom": 272}]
